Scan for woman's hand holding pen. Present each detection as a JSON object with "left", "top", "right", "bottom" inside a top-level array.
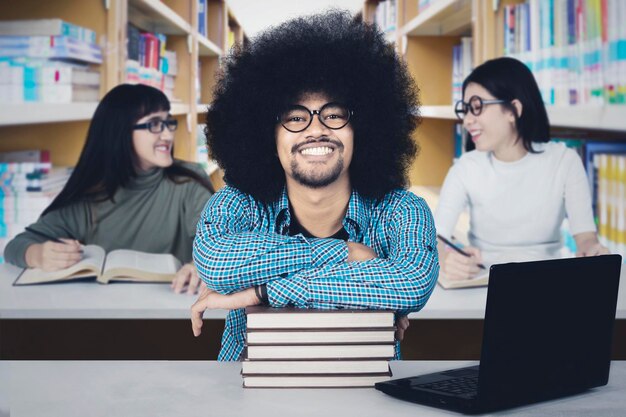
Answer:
[
  {"left": 24, "top": 239, "right": 83, "bottom": 271},
  {"left": 440, "top": 245, "right": 484, "bottom": 281}
]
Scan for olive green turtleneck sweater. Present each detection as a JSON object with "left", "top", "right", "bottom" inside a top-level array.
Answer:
[{"left": 4, "top": 162, "right": 213, "bottom": 268}]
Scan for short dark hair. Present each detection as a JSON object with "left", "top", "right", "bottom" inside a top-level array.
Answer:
[
  {"left": 462, "top": 56, "right": 550, "bottom": 152},
  {"left": 206, "top": 10, "right": 420, "bottom": 202},
  {"left": 44, "top": 84, "right": 213, "bottom": 215}
]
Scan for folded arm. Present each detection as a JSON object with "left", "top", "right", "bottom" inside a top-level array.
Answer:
[
  {"left": 193, "top": 189, "right": 439, "bottom": 315},
  {"left": 193, "top": 189, "right": 347, "bottom": 293}
]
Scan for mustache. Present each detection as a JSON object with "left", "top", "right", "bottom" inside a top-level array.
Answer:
[{"left": 291, "top": 137, "right": 344, "bottom": 154}]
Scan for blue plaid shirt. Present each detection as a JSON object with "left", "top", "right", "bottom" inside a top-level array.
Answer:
[{"left": 193, "top": 186, "right": 439, "bottom": 361}]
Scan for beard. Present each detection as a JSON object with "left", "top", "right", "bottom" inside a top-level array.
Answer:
[
  {"left": 290, "top": 157, "right": 344, "bottom": 188},
  {"left": 288, "top": 137, "right": 345, "bottom": 188}
]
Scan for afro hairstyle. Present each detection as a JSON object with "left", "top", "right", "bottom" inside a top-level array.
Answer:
[{"left": 205, "top": 9, "right": 420, "bottom": 202}]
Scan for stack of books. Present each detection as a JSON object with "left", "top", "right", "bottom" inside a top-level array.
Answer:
[
  {"left": 0, "top": 18, "right": 102, "bottom": 104},
  {"left": 242, "top": 306, "right": 396, "bottom": 388},
  {"left": 125, "top": 24, "right": 178, "bottom": 101},
  {"left": 0, "top": 150, "right": 71, "bottom": 264}
]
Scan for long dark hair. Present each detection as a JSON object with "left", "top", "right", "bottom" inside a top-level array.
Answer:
[
  {"left": 44, "top": 84, "right": 213, "bottom": 215},
  {"left": 462, "top": 57, "right": 550, "bottom": 152},
  {"left": 206, "top": 10, "right": 419, "bottom": 202}
]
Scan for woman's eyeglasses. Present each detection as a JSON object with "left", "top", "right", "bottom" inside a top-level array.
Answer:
[
  {"left": 277, "top": 102, "right": 353, "bottom": 133},
  {"left": 134, "top": 118, "right": 178, "bottom": 133},
  {"left": 454, "top": 96, "right": 507, "bottom": 120}
]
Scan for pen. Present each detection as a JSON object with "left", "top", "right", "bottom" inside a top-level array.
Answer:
[
  {"left": 437, "top": 234, "right": 486, "bottom": 269},
  {"left": 25, "top": 227, "right": 69, "bottom": 244}
]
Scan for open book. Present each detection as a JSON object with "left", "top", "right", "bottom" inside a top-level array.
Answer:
[
  {"left": 13, "top": 245, "right": 182, "bottom": 285},
  {"left": 437, "top": 268, "right": 489, "bottom": 289}
]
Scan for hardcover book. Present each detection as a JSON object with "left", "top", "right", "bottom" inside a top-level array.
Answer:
[
  {"left": 242, "top": 373, "right": 392, "bottom": 388},
  {"left": 246, "top": 328, "right": 396, "bottom": 345},
  {"left": 241, "top": 360, "right": 391, "bottom": 376},
  {"left": 245, "top": 344, "right": 395, "bottom": 360},
  {"left": 245, "top": 306, "right": 395, "bottom": 329}
]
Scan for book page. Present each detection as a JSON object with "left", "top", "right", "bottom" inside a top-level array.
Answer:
[
  {"left": 14, "top": 245, "right": 106, "bottom": 285},
  {"left": 437, "top": 267, "right": 490, "bottom": 289},
  {"left": 100, "top": 250, "right": 182, "bottom": 283}
]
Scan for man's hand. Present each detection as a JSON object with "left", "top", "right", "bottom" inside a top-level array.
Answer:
[
  {"left": 191, "top": 287, "right": 260, "bottom": 336},
  {"left": 171, "top": 263, "right": 203, "bottom": 294},
  {"left": 440, "top": 246, "right": 483, "bottom": 281},
  {"left": 395, "top": 315, "right": 410, "bottom": 341},
  {"left": 25, "top": 240, "right": 83, "bottom": 271},
  {"left": 346, "top": 242, "right": 377, "bottom": 262}
]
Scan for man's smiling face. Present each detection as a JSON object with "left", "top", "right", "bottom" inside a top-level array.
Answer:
[{"left": 275, "top": 92, "right": 353, "bottom": 189}]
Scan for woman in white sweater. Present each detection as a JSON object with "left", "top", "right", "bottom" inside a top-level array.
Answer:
[{"left": 436, "top": 57, "right": 609, "bottom": 281}]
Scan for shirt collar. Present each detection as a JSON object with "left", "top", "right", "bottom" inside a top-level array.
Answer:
[{"left": 273, "top": 187, "right": 369, "bottom": 239}]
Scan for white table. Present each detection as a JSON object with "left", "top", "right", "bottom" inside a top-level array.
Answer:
[
  {"left": 2, "top": 263, "right": 624, "bottom": 319},
  {"left": 1, "top": 264, "right": 625, "bottom": 360},
  {"left": 1, "top": 360, "right": 625, "bottom": 417}
]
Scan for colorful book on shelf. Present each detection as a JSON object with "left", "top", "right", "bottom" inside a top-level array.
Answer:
[
  {"left": 245, "top": 306, "right": 395, "bottom": 329},
  {"left": 590, "top": 151, "right": 626, "bottom": 258},
  {"left": 242, "top": 373, "right": 392, "bottom": 388},
  {"left": 0, "top": 36, "right": 102, "bottom": 64},
  {"left": 506, "top": 0, "right": 625, "bottom": 106},
  {"left": 0, "top": 19, "right": 96, "bottom": 43},
  {"left": 246, "top": 328, "right": 396, "bottom": 345},
  {"left": 13, "top": 246, "right": 182, "bottom": 286}
]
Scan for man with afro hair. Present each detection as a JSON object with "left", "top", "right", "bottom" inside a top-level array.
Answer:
[{"left": 190, "top": 10, "right": 439, "bottom": 361}]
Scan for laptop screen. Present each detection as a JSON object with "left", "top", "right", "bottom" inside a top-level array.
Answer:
[{"left": 477, "top": 255, "right": 622, "bottom": 410}]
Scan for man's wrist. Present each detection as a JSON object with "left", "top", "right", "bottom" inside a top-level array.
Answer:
[{"left": 254, "top": 284, "right": 269, "bottom": 305}]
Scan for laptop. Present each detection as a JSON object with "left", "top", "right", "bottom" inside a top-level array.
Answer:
[{"left": 375, "top": 254, "right": 622, "bottom": 414}]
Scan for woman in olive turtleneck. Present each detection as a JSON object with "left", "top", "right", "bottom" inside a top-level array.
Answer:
[{"left": 4, "top": 84, "right": 214, "bottom": 294}]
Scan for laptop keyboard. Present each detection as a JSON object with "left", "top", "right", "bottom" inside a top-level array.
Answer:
[{"left": 416, "top": 375, "right": 478, "bottom": 396}]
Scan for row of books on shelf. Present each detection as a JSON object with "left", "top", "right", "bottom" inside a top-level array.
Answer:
[
  {"left": 0, "top": 18, "right": 96, "bottom": 43},
  {"left": 374, "top": 0, "right": 397, "bottom": 33},
  {"left": 0, "top": 19, "right": 101, "bottom": 104},
  {"left": 504, "top": 0, "right": 626, "bottom": 106},
  {"left": 242, "top": 306, "right": 395, "bottom": 388},
  {"left": 0, "top": 150, "right": 70, "bottom": 264},
  {"left": 586, "top": 145, "right": 626, "bottom": 257},
  {"left": 126, "top": 24, "right": 178, "bottom": 101}
]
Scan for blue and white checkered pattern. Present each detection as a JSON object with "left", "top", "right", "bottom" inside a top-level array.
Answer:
[{"left": 193, "top": 186, "right": 440, "bottom": 361}]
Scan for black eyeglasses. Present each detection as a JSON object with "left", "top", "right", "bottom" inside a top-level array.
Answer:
[
  {"left": 133, "top": 118, "right": 178, "bottom": 133},
  {"left": 277, "top": 102, "right": 353, "bottom": 133},
  {"left": 454, "top": 96, "right": 507, "bottom": 120}
]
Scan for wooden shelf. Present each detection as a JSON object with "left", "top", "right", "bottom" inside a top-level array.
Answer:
[
  {"left": 128, "top": 0, "right": 191, "bottom": 35},
  {"left": 420, "top": 105, "right": 457, "bottom": 120},
  {"left": 198, "top": 35, "right": 222, "bottom": 57},
  {"left": 417, "top": 105, "right": 626, "bottom": 130},
  {"left": 197, "top": 104, "right": 211, "bottom": 114},
  {"left": 0, "top": 103, "right": 99, "bottom": 126},
  {"left": 402, "top": 0, "right": 471, "bottom": 36},
  {"left": 547, "top": 106, "right": 626, "bottom": 132},
  {"left": 170, "top": 103, "right": 191, "bottom": 116}
]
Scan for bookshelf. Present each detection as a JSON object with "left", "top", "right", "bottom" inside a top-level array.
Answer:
[
  {"left": 364, "top": 0, "right": 626, "bottom": 186},
  {"left": 0, "top": 0, "right": 244, "bottom": 170}
]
